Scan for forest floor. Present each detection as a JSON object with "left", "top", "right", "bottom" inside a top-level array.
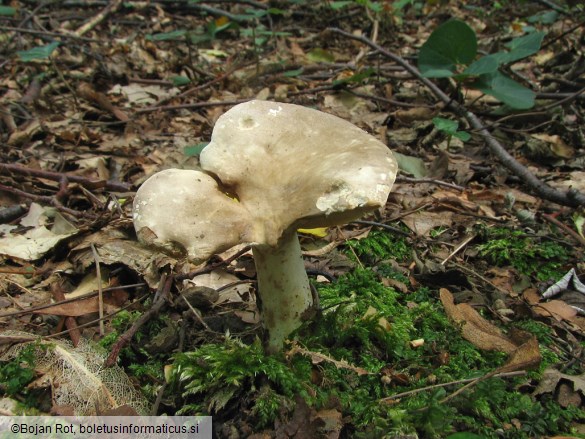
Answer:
[{"left": 0, "top": 1, "right": 584, "bottom": 438}]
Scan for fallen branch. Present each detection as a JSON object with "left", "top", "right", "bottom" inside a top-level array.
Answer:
[
  {"left": 73, "top": 0, "right": 123, "bottom": 37},
  {"left": 104, "top": 274, "right": 173, "bottom": 367},
  {"left": 0, "top": 163, "right": 131, "bottom": 192},
  {"left": 381, "top": 370, "right": 526, "bottom": 402},
  {"left": 328, "top": 27, "right": 585, "bottom": 208}
]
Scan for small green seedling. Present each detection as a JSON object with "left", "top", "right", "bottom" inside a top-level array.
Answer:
[
  {"left": 432, "top": 117, "right": 471, "bottom": 147},
  {"left": 418, "top": 20, "right": 545, "bottom": 109}
]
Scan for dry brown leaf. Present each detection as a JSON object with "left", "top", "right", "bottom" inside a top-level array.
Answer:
[
  {"left": 533, "top": 300, "right": 578, "bottom": 321},
  {"left": 287, "top": 343, "right": 369, "bottom": 376},
  {"left": 440, "top": 288, "right": 541, "bottom": 372},
  {"left": 78, "top": 82, "right": 129, "bottom": 122},
  {"left": 523, "top": 288, "right": 541, "bottom": 305},
  {"left": 32, "top": 297, "right": 100, "bottom": 317},
  {"left": 532, "top": 133, "right": 574, "bottom": 159},
  {"left": 401, "top": 211, "right": 454, "bottom": 236},
  {"left": 394, "top": 106, "right": 437, "bottom": 124}
]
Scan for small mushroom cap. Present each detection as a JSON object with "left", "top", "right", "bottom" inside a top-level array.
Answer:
[
  {"left": 132, "top": 169, "right": 253, "bottom": 262},
  {"left": 200, "top": 100, "right": 398, "bottom": 246}
]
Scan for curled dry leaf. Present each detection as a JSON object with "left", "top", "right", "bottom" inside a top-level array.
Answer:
[
  {"left": 440, "top": 288, "right": 541, "bottom": 372},
  {"left": 287, "top": 342, "right": 369, "bottom": 376}
]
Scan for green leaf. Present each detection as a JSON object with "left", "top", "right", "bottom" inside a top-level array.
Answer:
[
  {"left": 146, "top": 30, "right": 187, "bottom": 41},
  {"left": 170, "top": 76, "right": 191, "bottom": 86},
  {"left": 472, "top": 71, "right": 535, "bottom": 109},
  {"left": 283, "top": 68, "right": 304, "bottom": 77},
  {"left": 573, "top": 213, "right": 585, "bottom": 239},
  {"left": 462, "top": 54, "right": 499, "bottom": 76},
  {"left": 393, "top": 0, "right": 414, "bottom": 10},
  {"left": 0, "top": 6, "right": 16, "bottom": 16},
  {"left": 453, "top": 131, "right": 471, "bottom": 141},
  {"left": 394, "top": 152, "right": 427, "bottom": 178},
  {"left": 446, "top": 433, "right": 484, "bottom": 439},
  {"left": 17, "top": 42, "right": 60, "bottom": 61},
  {"left": 306, "top": 48, "right": 335, "bottom": 63},
  {"left": 184, "top": 143, "right": 208, "bottom": 157},
  {"left": 419, "top": 20, "right": 477, "bottom": 78},
  {"left": 267, "top": 8, "right": 286, "bottom": 15},
  {"left": 528, "top": 10, "right": 559, "bottom": 24},
  {"left": 329, "top": 1, "right": 353, "bottom": 9},
  {"left": 332, "top": 68, "right": 375, "bottom": 87},
  {"left": 432, "top": 117, "right": 459, "bottom": 135},
  {"left": 499, "top": 31, "right": 546, "bottom": 64}
]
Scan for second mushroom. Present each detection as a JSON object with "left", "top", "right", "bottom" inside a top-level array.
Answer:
[{"left": 133, "top": 100, "right": 398, "bottom": 353}]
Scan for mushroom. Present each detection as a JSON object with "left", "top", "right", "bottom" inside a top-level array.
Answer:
[{"left": 133, "top": 100, "right": 398, "bottom": 352}]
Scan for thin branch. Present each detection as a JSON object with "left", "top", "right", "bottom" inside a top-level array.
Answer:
[
  {"left": 0, "top": 25, "right": 99, "bottom": 42},
  {"left": 104, "top": 274, "right": 173, "bottom": 367},
  {"left": 73, "top": 0, "right": 123, "bottom": 37},
  {"left": 396, "top": 176, "right": 465, "bottom": 191},
  {"left": 135, "top": 98, "right": 249, "bottom": 114},
  {"left": 381, "top": 371, "right": 526, "bottom": 402},
  {"left": 0, "top": 163, "right": 131, "bottom": 192},
  {"left": 91, "top": 244, "right": 105, "bottom": 336},
  {"left": 327, "top": 27, "right": 585, "bottom": 208}
]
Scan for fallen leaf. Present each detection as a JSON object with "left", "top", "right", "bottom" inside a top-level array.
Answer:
[
  {"left": 440, "top": 288, "right": 540, "bottom": 372},
  {"left": 533, "top": 300, "right": 578, "bottom": 321},
  {"left": 0, "top": 205, "right": 78, "bottom": 260}
]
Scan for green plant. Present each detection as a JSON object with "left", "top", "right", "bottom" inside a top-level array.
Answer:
[
  {"left": 171, "top": 337, "right": 308, "bottom": 427},
  {"left": 433, "top": 117, "right": 471, "bottom": 146},
  {"left": 418, "top": 20, "right": 545, "bottom": 109}
]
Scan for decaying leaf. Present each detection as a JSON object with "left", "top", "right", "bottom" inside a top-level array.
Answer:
[
  {"left": 274, "top": 395, "right": 343, "bottom": 439},
  {"left": 0, "top": 332, "right": 148, "bottom": 415},
  {"left": 0, "top": 203, "right": 78, "bottom": 260},
  {"left": 440, "top": 288, "right": 540, "bottom": 372},
  {"left": 533, "top": 367, "right": 585, "bottom": 407},
  {"left": 287, "top": 342, "right": 369, "bottom": 376}
]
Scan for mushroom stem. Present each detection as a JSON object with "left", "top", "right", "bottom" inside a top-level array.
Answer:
[{"left": 252, "top": 229, "right": 314, "bottom": 353}]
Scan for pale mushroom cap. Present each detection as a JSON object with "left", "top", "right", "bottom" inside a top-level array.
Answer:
[
  {"left": 132, "top": 169, "right": 253, "bottom": 262},
  {"left": 200, "top": 100, "right": 398, "bottom": 246}
]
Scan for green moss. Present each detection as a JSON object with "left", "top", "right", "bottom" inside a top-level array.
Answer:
[
  {"left": 171, "top": 337, "right": 310, "bottom": 427},
  {"left": 476, "top": 228, "right": 570, "bottom": 281},
  {"left": 168, "top": 231, "right": 582, "bottom": 436},
  {"left": 346, "top": 229, "right": 411, "bottom": 263},
  {"left": 0, "top": 343, "right": 38, "bottom": 396}
]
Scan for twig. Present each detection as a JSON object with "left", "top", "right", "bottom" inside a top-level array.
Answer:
[
  {"left": 180, "top": 293, "right": 212, "bottom": 331},
  {"left": 141, "top": 58, "right": 260, "bottom": 111},
  {"left": 381, "top": 370, "right": 526, "bottom": 402},
  {"left": 0, "top": 283, "right": 146, "bottom": 319},
  {"left": 105, "top": 274, "right": 173, "bottom": 367},
  {"left": 175, "top": 245, "right": 252, "bottom": 282},
  {"left": 540, "top": 85, "right": 585, "bottom": 110},
  {"left": 349, "top": 89, "right": 436, "bottom": 109},
  {"left": 51, "top": 282, "right": 81, "bottom": 347},
  {"left": 91, "top": 244, "right": 105, "bottom": 336},
  {"left": 0, "top": 183, "right": 96, "bottom": 219},
  {"left": 0, "top": 163, "right": 131, "bottom": 192},
  {"left": 441, "top": 234, "right": 476, "bottom": 265},
  {"left": 0, "top": 25, "right": 99, "bottom": 42},
  {"left": 542, "top": 213, "right": 585, "bottom": 247},
  {"left": 135, "top": 98, "right": 249, "bottom": 114},
  {"left": 42, "top": 293, "right": 150, "bottom": 340},
  {"left": 395, "top": 176, "right": 465, "bottom": 191},
  {"left": 73, "top": 0, "right": 123, "bottom": 37},
  {"left": 327, "top": 27, "right": 585, "bottom": 208},
  {"left": 351, "top": 220, "right": 412, "bottom": 237}
]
